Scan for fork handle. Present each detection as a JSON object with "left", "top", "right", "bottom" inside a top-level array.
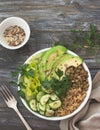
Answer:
[{"left": 14, "top": 107, "right": 32, "bottom": 130}]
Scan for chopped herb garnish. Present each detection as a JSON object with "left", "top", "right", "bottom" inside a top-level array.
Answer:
[
  {"left": 18, "top": 64, "right": 34, "bottom": 78},
  {"left": 41, "top": 69, "right": 72, "bottom": 98},
  {"left": 17, "top": 90, "right": 25, "bottom": 99},
  {"left": 11, "top": 64, "right": 34, "bottom": 78},
  {"left": 55, "top": 68, "right": 63, "bottom": 79}
]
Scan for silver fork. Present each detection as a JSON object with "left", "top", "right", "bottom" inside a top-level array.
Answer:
[{"left": 0, "top": 81, "right": 32, "bottom": 130}]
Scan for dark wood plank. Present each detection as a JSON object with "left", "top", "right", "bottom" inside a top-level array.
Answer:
[
  {"left": 0, "top": 0, "right": 100, "bottom": 31},
  {"left": 0, "top": 0, "right": 100, "bottom": 130}
]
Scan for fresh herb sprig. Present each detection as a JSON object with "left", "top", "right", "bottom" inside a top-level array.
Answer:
[
  {"left": 55, "top": 24, "right": 100, "bottom": 62},
  {"left": 11, "top": 64, "right": 34, "bottom": 86},
  {"left": 41, "top": 69, "right": 72, "bottom": 98},
  {"left": 12, "top": 64, "right": 34, "bottom": 78},
  {"left": 71, "top": 24, "right": 100, "bottom": 48}
]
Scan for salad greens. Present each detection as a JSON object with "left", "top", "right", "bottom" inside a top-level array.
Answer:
[
  {"left": 42, "top": 69, "right": 72, "bottom": 98},
  {"left": 12, "top": 64, "right": 71, "bottom": 99},
  {"left": 11, "top": 64, "right": 34, "bottom": 78},
  {"left": 12, "top": 62, "right": 41, "bottom": 101}
]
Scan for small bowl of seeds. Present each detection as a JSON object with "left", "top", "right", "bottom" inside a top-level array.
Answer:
[{"left": 0, "top": 17, "right": 30, "bottom": 49}]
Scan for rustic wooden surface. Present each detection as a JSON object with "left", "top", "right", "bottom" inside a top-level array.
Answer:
[{"left": 0, "top": 0, "right": 100, "bottom": 130}]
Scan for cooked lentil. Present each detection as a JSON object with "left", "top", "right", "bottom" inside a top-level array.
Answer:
[{"left": 55, "top": 64, "right": 89, "bottom": 116}]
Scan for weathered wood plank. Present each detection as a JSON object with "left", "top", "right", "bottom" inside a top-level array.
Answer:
[
  {"left": 0, "top": 0, "right": 100, "bottom": 31},
  {"left": 0, "top": 0, "right": 100, "bottom": 130}
]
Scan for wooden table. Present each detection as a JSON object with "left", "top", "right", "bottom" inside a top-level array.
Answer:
[{"left": 0, "top": 0, "right": 100, "bottom": 130}]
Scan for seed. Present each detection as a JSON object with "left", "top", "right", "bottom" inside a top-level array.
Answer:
[{"left": 3, "top": 25, "right": 25, "bottom": 46}]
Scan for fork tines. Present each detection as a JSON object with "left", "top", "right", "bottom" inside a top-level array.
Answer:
[
  {"left": 0, "top": 81, "right": 13, "bottom": 101},
  {"left": 0, "top": 80, "right": 32, "bottom": 130}
]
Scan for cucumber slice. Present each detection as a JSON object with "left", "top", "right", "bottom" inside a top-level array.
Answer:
[
  {"left": 40, "top": 94, "right": 50, "bottom": 105},
  {"left": 50, "top": 93, "right": 59, "bottom": 101},
  {"left": 46, "top": 104, "right": 50, "bottom": 110},
  {"left": 36, "top": 91, "right": 45, "bottom": 102},
  {"left": 29, "top": 99, "right": 37, "bottom": 111},
  {"left": 39, "top": 103, "right": 46, "bottom": 111},
  {"left": 49, "top": 100, "right": 61, "bottom": 110},
  {"left": 39, "top": 110, "right": 45, "bottom": 115},
  {"left": 41, "top": 86, "right": 52, "bottom": 93},
  {"left": 37, "top": 102, "right": 40, "bottom": 112},
  {"left": 45, "top": 109, "right": 54, "bottom": 117}
]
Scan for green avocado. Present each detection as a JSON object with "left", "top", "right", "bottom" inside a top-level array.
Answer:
[
  {"left": 46, "top": 46, "right": 67, "bottom": 70},
  {"left": 38, "top": 50, "right": 48, "bottom": 80},
  {"left": 48, "top": 53, "right": 83, "bottom": 79},
  {"left": 39, "top": 45, "right": 67, "bottom": 81},
  {"left": 57, "top": 55, "right": 82, "bottom": 72}
]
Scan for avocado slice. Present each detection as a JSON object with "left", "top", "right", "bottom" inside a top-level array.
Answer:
[
  {"left": 47, "top": 54, "right": 73, "bottom": 79},
  {"left": 48, "top": 53, "right": 83, "bottom": 79},
  {"left": 29, "top": 52, "right": 42, "bottom": 64},
  {"left": 46, "top": 46, "right": 67, "bottom": 74},
  {"left": 38, "top": 50, "right": 48, "bottom": 80},
  {"left": 57, "top": 55, "right": 83, "bottom": 72},
  {"left": 39, "top": 46, "right": 67, "bottom": 81}
]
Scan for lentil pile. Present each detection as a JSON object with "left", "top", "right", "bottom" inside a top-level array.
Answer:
[
  {"left": 55, "top": 64, "right": 89, "bottom": 116},
  {"left": 3, "top": 25, "right": 25, "bottom": 46}
]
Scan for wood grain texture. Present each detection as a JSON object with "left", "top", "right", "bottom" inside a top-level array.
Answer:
[{"left": 0, "top": 0, "right": 100, "bottom": 130}]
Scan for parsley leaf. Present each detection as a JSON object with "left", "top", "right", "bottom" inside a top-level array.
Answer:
[
  {"left": 17, "top": 90, "right": 25, "bottom": 99},
  {"left": 18, "top": 64, "right": 34, "bottom": 78},
  {"left": 55, "top": 68, "right": 63, "bottom": 79},
  {"left": 41, "top": 69, "right": 72, "bottom": 98}
]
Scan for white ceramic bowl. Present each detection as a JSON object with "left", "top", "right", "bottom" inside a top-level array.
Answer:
[
  {"left": 19, "top": 48, "right": 92, "bottom": 121},
  {"left": 0, "top": 17, "right": 30, "bottom": 49}
]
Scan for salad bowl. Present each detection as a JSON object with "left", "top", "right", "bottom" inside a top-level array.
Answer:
[{"left": 18, "top": 46, "right": 92, "bottom": 121}]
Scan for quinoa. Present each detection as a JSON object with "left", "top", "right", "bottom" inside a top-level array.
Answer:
[{"left": 55, "top": 64, "right": 89, "bottom": 116}]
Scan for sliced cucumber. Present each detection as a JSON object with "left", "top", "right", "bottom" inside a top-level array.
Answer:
[
  {"left": 40, "top": 94, "right": 50, "bottom": 105},
  {"left": 46, "top": 104, "right": 50, "bottom": 110},
  {"left": 49, "top": 100, "right": 61, "bottom": 110},
  {"left": 25, "top": 88, "right": 34, "bottom": 101},
  {"left": 50, "top": 93, "right": 59, "bottom": 101},
  {"left": 29, "top": 91, "right": 62, "bottom": 117},
  {"left": 29, "top": 99, "right": 37, "bottom": 111},
  {"left": 36, "top": 91, "right": 45, "bottom": 102},
  {"left": 37, "top": 102, "right": 40, "bottom": 112},
  {"left": 41, "top": 86, "right": 52, "bottom": 93},
  {"left": 39, "top": 103, "right": 46, "bottom": 111},
  {"left": 45, "top": 109, "right": 54, "bottom": 117},
  {"left": 39, "top": 110, "right": 45, "bottom": 115},
  {"left": 48, "top": 99, "right": 53, "bottom": 104}
]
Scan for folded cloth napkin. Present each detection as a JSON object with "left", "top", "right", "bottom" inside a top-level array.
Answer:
[{"left": 60, "top": 71, "right": 100, "bottom": 130}]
